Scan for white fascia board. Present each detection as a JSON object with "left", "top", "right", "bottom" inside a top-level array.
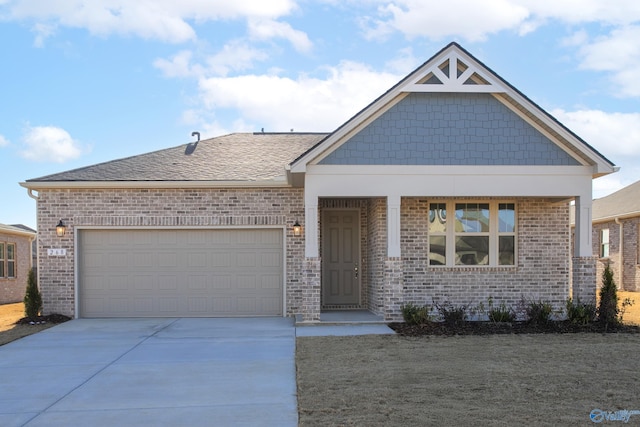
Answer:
[
  {"left": 290, "top": 94, "right": 406, "bottom": 174},
  {"left": 19, "top": 179, "right": 292, "bottom": 190},
  {"left": 305, "top": 165, "right": 593, "bottom": 198},
  {"left": 0, "top": 225, "right": 37, "bottom": 238}
]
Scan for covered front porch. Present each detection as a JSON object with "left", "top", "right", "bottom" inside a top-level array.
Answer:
[{"left": 298, "top": 192, "right": 597, "bottom": 324}]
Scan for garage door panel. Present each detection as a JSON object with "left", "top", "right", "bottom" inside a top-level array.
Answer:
[{"left": 79, "top": 229, "right": 283, "bottom": 317}]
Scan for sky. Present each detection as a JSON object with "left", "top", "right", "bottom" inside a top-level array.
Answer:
[{"left": 1, "top": 0, "right": 640, "bottom": 230}]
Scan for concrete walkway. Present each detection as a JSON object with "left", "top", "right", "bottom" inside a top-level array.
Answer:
[{"left": 0, "top": 318, "right": 298, "bottom": 427}]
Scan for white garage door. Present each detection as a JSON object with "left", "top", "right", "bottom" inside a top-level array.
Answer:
[{"left": 78, "top": 229, "right": 283, "bottom": 317}]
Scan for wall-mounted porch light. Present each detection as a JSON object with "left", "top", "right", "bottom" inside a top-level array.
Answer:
[
  {"left": 55, "top": 219, "right": 66, "bottom": 237},
  {"left": 293, "top": 220, "right": 302, "bottom": 237}
]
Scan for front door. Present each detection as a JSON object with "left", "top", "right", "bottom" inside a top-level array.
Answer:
[{"left": 322, "top": 209, "right": 360, "bottom": 306}]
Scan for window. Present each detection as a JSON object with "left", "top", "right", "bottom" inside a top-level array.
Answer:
[
  {"left": 428, "top": 201, "right": 516, "bottom": 267},
  {"left": 0, "top": 242, "right": 16, "bottom": 278},
  {"left": 600, "top": 229, "right": 610, "bottom": 258}
]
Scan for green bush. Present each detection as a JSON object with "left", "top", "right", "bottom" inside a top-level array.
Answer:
[
  {"left": 565, "top": 298, "right": 596, "bottom": 325},
  {"left": 401, "top": 303, "right": 432, "bottom": 325},
  {"left": 526, "top": 300, "right": 553, "bottom": 325},
  {"left": 24, "top": 268, "right": 42, "bottom": 320},
  {"left": 598, "top": 263, "right": 619, "bottom": 327}
]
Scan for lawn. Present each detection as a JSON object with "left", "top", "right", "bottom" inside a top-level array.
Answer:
[
  {"left": 297, "top": 291, "right": 640, "bottom": 426},
  {"left": 296, "top": 333, "right": 640, "bottom": 426}
]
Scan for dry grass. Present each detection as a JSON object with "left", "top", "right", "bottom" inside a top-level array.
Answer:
[
  {"left": 297, "top": 334, "right": 640, "bottom": 426},
  {"left": 297, "top": 291, "right": 640, "bottom": 426},
  {"left": 0, "top": 303, "right": 55, "bottom": 346},
  {"left": 618, "top": 291, "right": 640, "bottom": 325}
]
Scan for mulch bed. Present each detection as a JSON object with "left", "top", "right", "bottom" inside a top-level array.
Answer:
[
  {"left": 15, "top": 314, "right": 72, "bottom": 326},
  {"left": 388, "top": 320, "right": 640, "bottom": 336}
]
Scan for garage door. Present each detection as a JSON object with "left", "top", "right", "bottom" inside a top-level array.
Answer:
[{"left": 78, "top": 229, "right": 283, "bottom": 317}]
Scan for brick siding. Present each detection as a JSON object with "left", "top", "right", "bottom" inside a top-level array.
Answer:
[
  {"left": 36, "top": 188, "right": 305, "bottom": 317},
  {"left": 0, "top": 232, "right": 33, "bottom": 304},
  {"left": 400, "top": 197, "right": 572, "bottom": 315},
  {"left": 37, "top": 188, "right": 576, "bottom": 319},
  {"left": 592, "top": 219, "right": 640, "bottom": 292}
]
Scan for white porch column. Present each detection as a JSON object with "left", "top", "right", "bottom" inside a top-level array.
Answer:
[
  {"left": 387, "top": 194, "right": 401, "bottom": 257},
  {"left": 305, "top": 193, "right": 319, "bottom": 258},
  {"left": 574, "top": 192, "right": 593, "bottom": 257}
]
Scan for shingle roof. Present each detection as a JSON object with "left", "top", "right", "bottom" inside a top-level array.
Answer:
[
  {"left": 0, "top": 223, "right": 37, "bottom": 236},
  {"left": 592, "top": 180, "right": 640, "bottom": 221},
  {"left": 27, "top": 133, "right": 327, "bottom": 183}
]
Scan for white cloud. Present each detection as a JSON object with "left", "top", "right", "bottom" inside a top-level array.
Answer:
[
  {"left": 550, "top": 108, "right": 640, "bottom": 199},
  {"left": 4, "top": 0, "right": 298, "bottom": 44},
  {"left": 204, "top": 41, "right": 270, "bottom": 76},
  {"left": 520, "top": 0, "right": 640, "bottom": 26},
  {"left": 153, "top": 50, "right": 202, "bottom": 78},
  {"left": 0, "top": 134, "right": 9, "bottom": 147},
  {"left": 362, "top": 0, "right": 640, "bottom": 42},
  {"left": 20, "top": 126, "right": 86, "bottom": 163},
  {"left": 363, "top": 0, "right": 530, "bottom": 42},
  {"left": 552, "top": 109, "right": 640, "bottom": 159},
  {"left": 574, "top": 26, "right": 640, "bottom": 97},
  {"left": 197, "top": 61, "right": 400, "bottom": 132},
  {"left": 248, "top": 19, "right": 313, "bottom": 53},
  {"left": 154, "top": 42, "right": 269, "bottom": 79}
]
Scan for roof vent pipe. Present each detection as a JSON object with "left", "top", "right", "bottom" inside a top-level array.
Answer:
[{"left": 191, "top": 131, "right": 200, "bottom": 142}]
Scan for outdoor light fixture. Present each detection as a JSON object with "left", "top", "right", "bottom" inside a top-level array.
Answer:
[
  {"left": 293, "top": 220, "right": 302, "bottom": 237},
  {"left": 55, "top": 220, "right": 66, "bottom": 237}
]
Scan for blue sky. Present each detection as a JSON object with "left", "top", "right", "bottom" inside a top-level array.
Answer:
[{"left": 1, "top": 1, "right": 640, "bottom": 229}]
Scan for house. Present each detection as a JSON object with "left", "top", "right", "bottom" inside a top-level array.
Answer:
[
  {"left": 0, "top": 223, "right": 36, "bottom": 305},
  {"left": 588, "top": 180, "right": 640, "bottom": 291},
  {"left": 20, "top": 42, "right": 616, "bottom": 321}
]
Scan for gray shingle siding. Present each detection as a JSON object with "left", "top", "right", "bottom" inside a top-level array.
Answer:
[{"left": 319, "top": 93, "right": 581, "bottom": 166}]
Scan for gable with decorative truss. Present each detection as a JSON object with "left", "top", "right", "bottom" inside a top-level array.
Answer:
[
  {"left": 402, "top": 50, "right": 507, "bottom": 94},
  {"left": 291, "top": 42, "right": 614, "bottom": 176}
]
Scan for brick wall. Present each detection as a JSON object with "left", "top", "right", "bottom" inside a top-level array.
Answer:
[
  {"left": 400, "top": 197, "right": 571, "bottom": 315},
  {"left": 366, "top": 198, "right": 387, "bottom": 315},
  {"left": 592, "top": 219, "right": 640, "bottom": 291},
  {"left": 36, "top": 188, "right": 305, "bottom": 317},
  {"left": 0, "top": 232, "right": 33, "bottom": 304}
]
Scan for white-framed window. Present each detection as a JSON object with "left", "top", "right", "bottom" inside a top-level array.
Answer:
[
  {"left": 0, "top": 242, "right": 16, "bottom": 278},
  {"left": 600, "top": 229, "right": 610, "bottom": 258},
  {"left": 428, "top": 201, "right": 516, "bottom": 267}
]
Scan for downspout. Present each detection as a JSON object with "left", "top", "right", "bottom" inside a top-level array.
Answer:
[
  {"left": 26, "top": 188, "right": 38, "bottom": 200},
  {"left": 615, "top": 217, "right": 623, "bottom": 289}
]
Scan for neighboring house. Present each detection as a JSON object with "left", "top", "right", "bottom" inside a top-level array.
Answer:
[
  {"left": 588, "top": 180, "right": 640, "bottom": 291},
  {"left": 0, "top": 223, "right": 36, "bottom": 305},
  {"left": 20, "top": 43, "right": 616, "bottom": 321}
]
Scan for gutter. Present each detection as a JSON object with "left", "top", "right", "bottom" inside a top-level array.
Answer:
[{"left": 19, "top": 179, "right": 293, "bottom": 190}]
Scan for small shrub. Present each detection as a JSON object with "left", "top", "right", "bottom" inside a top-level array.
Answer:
[
  {"left": 401, "top": 303, "right": 432, "bottom": 325},
  {"left": 526, "top": 300, "right": 553, "bottom": 325},
  {"left": 598, "top": 263, "right": 619, "bottom": 326},
  {"left": 619, "top": 298, "right": 635, "bottom": 324},
  {"left": 489, "top": 304, "right": 516, "bottom": 323},
  {"left": 486, "top": 296, "right": 515, "bottom": 323},
  {"left": 24, "top": 268, "right": 42, "bottom": 320},
  {"left": 565, "top": 298, "right": 596, "bottom": 325},
  {"left": 435, "top": 302, "right": 467, "bottom": 327}
]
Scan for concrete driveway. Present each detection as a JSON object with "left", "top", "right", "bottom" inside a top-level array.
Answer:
[{"left": 0, "top": 318, "right": 297, "bottom": 427}]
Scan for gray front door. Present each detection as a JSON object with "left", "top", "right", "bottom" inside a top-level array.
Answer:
[{"left": 322, "top": 209, "right": 360, "bottom": 306}]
